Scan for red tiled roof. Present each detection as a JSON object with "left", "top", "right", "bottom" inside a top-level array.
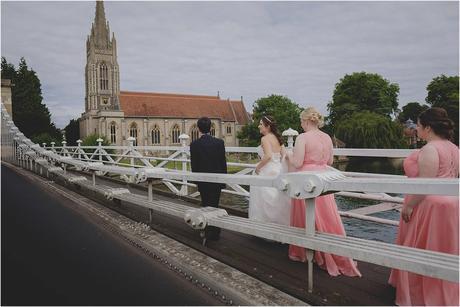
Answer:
[
  {"left": 229, "top": 100, "right": 251, "bottom": 125},
  {"left": 119, "top": 91, "right": 250, "bottom": 125}
]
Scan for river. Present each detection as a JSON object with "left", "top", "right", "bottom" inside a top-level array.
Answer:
[{"left": 220, "top": 157, "right": 404, "bottom": 244}]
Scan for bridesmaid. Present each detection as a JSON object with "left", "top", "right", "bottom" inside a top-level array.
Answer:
[
  {"left": 389, "top": 107, "right": 459, "bottom": 306},
  {"left": 285, "top": 107, "right": 361, "bottom": 277}
]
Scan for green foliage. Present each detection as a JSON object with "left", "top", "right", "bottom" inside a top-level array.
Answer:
[
  {"left": 64, "top": 118, "right": 80, "bottom": 146},
  {"left": 321, "top": 116, "right": 334, "bottom": 136},
  {"left": 82, "top": 134, "right": 114, "bottom": 160},
  {"left": 426, "top": 75, "right": 459, "bottom": 107},
  {"left": 82, "top": 133, "right": 111, "bottom": 147},
  {"left": 237, "top": 123, "right": 260, "bottom": 147},
  {"left": 31, "top": 132, "right": 61, "bottom": 146},
  {"left": 335, "top": 111, "right": 406, "bottom": 149},
  {"left": 426, "top": 75, "right": 459, "bottom": 144},
  {"left": 1, "top": 57, "right": 16, "bottom": 80},
  {"left": 328, "top": 72, "right": 400, "bottom": 125},
  {"left": 237, "top": 94, "right": 302, "bottom": 146},
  {"left": 1, "top": 57, "right": 61, "bottom": 143},
  {"left": 397, "top": 102, "right": 429, "bottom": 123}
]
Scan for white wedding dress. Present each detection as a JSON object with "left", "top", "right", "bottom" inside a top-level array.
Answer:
[{"left": 248, "top": 146, "right": 291, "bottom": 226}]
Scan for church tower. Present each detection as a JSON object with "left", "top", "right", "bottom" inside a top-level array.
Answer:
[{"left": 85, "top": 0, "right": 120, "bottom": 112}]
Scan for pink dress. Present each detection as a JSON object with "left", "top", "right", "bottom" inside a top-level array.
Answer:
[
  {"left": 288, "top": 130, "right": 361, "bottom": 277},
  {"left": 389, "top": 140, "right": 459, "bottom": 306}
]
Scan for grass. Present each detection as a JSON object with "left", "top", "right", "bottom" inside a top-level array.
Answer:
[{"left": 114, "top": 153, "right": 259, "bottom": 174}]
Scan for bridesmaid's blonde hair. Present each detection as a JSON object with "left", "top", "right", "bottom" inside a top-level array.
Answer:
[{"left": 300, "top": 107, "right": 324, "bottom": 128}]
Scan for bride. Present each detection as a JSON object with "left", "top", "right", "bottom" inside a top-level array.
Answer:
[{"left": 249, "top": 115, "right": 290, "bottom": 226}]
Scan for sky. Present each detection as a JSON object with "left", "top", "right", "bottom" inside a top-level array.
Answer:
[{"left": 1, "top": 1, "right": 459, "bottom": 128}]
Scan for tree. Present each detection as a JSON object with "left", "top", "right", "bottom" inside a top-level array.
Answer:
[
  {"left": 64, "top": 118, "right": 80, "bottom": 146},
  {"left": 426, "top": 75, "right": 459, "bottom": 144},
  {"left": 82, "top": 134, "right": 114, "bottom": 160},
  {"left": 237, "top": 122, "right": 260, "bottom": 147},
  {"left": 1, "top": 57, "right": 16, "bottom": 80},
  {"left": 1, "top": 57, "right": 62, "bottom": 143},
  {"left": 82, "top": 134, "right": 111, "bottom": 147},
  {"left": 237, "top": 94, "right": 302, "bottom": 146},
  {"left": 335, "top": 111, "right": 406, "bottom": 149},
  {"left": 397, "top": 102, "right": 429, "bottom": 123},
  {"left": 328, "top": 72, "right": 400, "bottom": 126},
  {"left": 32, "top": 132, "right": 62, "bottom": 147}
]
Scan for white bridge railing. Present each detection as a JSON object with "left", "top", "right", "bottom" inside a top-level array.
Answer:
[
  {"left": 1, "top": 102, "right": 458, "bottom": 293},
  {"left": 39, "top": 134, "right": 414, "bottom": 226}
]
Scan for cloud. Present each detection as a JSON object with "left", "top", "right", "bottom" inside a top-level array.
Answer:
[{"left": 2, "top": 1, "right": 458, "bottom": 128}]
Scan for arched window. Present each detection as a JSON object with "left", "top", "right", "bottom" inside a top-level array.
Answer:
[
  {"left": 110, "top": 122, "right": 116, "bottom": 144},
  {"left": 99, "top": 63, "right": 108, "bottom": 90},
  {"left": 190, "top": 125, "right": 199, "bottom": 142},
  {"left": 129, "top": 123, "right": 138, "bottom": 146},
  {"left": 151, "top": 125, "right": 161, "bottom": 145},
  {"left": 171, "top": 124, "right": 180, "bottom": 144},
  {"left": 226, "top": 125, "right": 232, "bottom": 135},
  {"left": 210, "top": 123, "right": 216, "bottom": 137}
]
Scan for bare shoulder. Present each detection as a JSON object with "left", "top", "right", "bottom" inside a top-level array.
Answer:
[
  {"left": 293, "top": 133, "right": 306, "bottom": 143},
  {"left": 420, "top": 143, "right": 438, "bottom": 155},
  {"left": 419, "top": 143, "right": 439, "bottom": 162},
  {"left": 261, "top": 135, "right": 270, "bottom": 145}
]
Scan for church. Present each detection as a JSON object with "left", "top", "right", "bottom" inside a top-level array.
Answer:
[{"left": 79, "top": 1, "right": 250, "bottom": 147}]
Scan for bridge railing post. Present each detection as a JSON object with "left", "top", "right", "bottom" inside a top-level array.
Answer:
[
  {"left": 127, "top": 137, "right": 135, "bottom": 167},
  {"left": 77, "top": 139, "right": 82, "bottom": 160},
  {"left": 305, "top": 197, "right": 316, "bottom": 293},
  {"left": 148, "top": 179, "right": 154, "bottom": 224},
  {"left": 282, "top": 128, "right": 299, "bottom": 150},
  {"left": 62, "top": 140, "right": 67, "bottom": 157},
  {"left": 179, "top": 134, "right": 190, "bottom": 196},
  {"left": 96, "top": 138, "right": 103, "bottom": 162}
]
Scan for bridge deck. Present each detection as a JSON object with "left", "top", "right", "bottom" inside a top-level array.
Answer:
[
  {"left": 1, "top": 165, "right": 222, "bottom": 306},
  {"left": 76, "top": 172, "right": 396, "bottom": 306}
]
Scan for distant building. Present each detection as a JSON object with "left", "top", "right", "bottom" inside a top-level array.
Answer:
[
  {"left": 403, "top": 118, "right": 418, "bottom": 148},
  {"left": 1, "top": 79, "right": 14, "bottom": 118},
  {"left": 79, "top": 1, "right": 250, "bottom": 146}
]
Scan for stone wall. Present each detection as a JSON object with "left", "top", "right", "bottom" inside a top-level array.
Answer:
[{"left": 1, "top": 79, "right": 14, "bottom": 118}]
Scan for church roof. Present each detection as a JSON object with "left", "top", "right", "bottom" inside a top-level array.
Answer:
[{"left": 119, "top": 91, "right": 250, "bottom": 125}]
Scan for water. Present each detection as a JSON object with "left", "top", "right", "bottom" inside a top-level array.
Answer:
[{"left": 221, "top": 157, "right": 404, "bottom": 244}]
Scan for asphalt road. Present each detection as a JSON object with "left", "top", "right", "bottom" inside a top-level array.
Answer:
[{"left": 1, "top": 164, "right": 221, "bottom": 306}]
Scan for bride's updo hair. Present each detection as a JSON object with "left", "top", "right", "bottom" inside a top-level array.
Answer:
[
  {"left": 418, "top": 107, "right": 454, "bottom": 141},
  {"left": 300, "top": 107, "right": 324, "bottom": 128},
  {"left": 261, "top": 115, "right": 284, "bottom": 146}
]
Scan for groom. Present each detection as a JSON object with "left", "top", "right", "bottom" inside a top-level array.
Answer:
[{"left": 190, "top": 117, "right": 227, "bottom": 241}]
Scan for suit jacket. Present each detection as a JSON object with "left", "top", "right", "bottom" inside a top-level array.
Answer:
[{"left": 190, "top": 134, "right": 227, "bottom": 191}]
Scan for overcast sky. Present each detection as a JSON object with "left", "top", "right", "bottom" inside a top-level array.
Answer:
[{"left": 1, "top": 1, "right": 458, "bottom": 128}]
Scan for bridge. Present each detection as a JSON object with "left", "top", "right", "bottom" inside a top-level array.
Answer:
[{"left": 2, "top": 102, "right": 458, "bottom": 305}]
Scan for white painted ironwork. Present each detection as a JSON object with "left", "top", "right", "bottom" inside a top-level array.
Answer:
[{"left": 2, "top": 102, "right": 459, "bottom": 293}]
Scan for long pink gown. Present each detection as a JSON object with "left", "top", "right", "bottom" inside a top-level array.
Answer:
[
  {"left": 389, "top": 140, "right": 459, "bottom": 306},
  {"left": 288, "top": 130, "right": 361, "bottom": 277}
]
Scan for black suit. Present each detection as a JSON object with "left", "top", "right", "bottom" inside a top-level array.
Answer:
[{"left": 190, "top": 134, "right": 227, "bottom": 239}]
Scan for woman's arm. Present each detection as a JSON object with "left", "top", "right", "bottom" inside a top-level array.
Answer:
[
  {"left": 255, "top": 137, "right": 273, "bottom": 174},
  {"left": 286, "top": 134, "right": 306, "bottom": 169},
  {"left": 280, "top": 145, "right": 286, "bottom": 160},
  {"left": 401, "top": 144, "right": 439, "bottom": 222},
  {"left": 327, "top": 141, "right": 334, "bottom": 166}
]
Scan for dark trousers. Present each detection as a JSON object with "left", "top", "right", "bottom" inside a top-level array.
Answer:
[{"left": 199, "top": 186, "right": 221, "bottom": 237}]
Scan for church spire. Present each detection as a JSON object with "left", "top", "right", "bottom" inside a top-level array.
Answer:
[
  {"left": 92, "top": 0, "right": 110, "bottom": 49},
  {"left": 85, "top": 0, "right": 120, "bottom": 113}
]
